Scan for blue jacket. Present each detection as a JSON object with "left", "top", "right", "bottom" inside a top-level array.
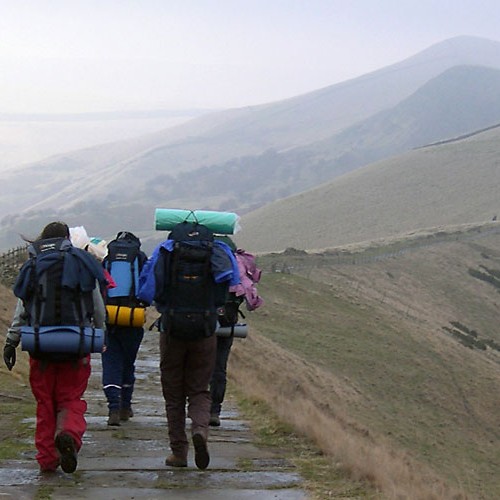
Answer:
[
  {"left": 137, "top": 239, "right": 239, "bottom": 305},
  {"left": 13, "top": 239, "right": 106, "bottom": 301}
]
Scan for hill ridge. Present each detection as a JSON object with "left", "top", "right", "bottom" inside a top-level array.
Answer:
[{"left": 2, "top": 37, "right": 500, "bottom": 251}]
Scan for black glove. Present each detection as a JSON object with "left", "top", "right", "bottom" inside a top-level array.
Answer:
[{"left": 3, "top": 340, "right": 17, "bottom": 371}]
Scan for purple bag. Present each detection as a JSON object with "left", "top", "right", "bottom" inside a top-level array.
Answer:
[{"left": 230, "top": 250, "right": 263, "bottom": 311}]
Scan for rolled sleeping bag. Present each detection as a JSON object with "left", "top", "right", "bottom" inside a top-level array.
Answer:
[
  {"left": 21, "top": 326, "right": 104, "bottom": 354},
  {"left": 106, "top": 305, "right": 146, "bottom": 327},
  {"left": 155, "top": 208, "right": 240, "bottom": 235},
  {"left": 215, "top": 323, "right": 248, "bottom": 338}
]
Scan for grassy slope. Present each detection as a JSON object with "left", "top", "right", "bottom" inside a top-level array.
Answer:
[
  {"left": 236, "top": 127, "right": 500, "bottom": 253},
  {"left": 232, "top": 231, "right": 500, "bottom": 498},
  {"left": 1, "top": 228, "right": 499, "bottom": 497},
  {"left": 0, "top": 286, "right": 34, "bottom": 458}
]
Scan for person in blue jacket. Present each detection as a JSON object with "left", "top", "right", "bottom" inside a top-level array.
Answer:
[{"left": 101, "top": 231, "right": 149, "bottom": 426}]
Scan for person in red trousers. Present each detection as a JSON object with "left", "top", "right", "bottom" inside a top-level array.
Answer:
[{"left": 3, "top": 221, "right": 106, "bottom": 474}]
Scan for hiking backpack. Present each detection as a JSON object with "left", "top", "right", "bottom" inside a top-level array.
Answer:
[
  {"left": 214, "top": 240, "right": 263, "bottom": 338},
  {"left": 14, "top": 237, "right": 102, "bottom": 358},
  {"left": 154, "top": 221, "right": 229, "bottom": 340},
  {"left": 104, "top": 231, "right": 147, "bottom": 327},
  {"left": 213, "top": 235, "right": 244, "bottom": 329}
]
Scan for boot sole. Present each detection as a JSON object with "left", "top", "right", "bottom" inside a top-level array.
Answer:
[
  {"left": 192, "top": 433, "right": 210, "bottom": 470},
  {"left": 165, "top": 456, "right": 188, "bottom": 467},
  {"left": 209, "top": 417, "right": 221, "bottom": 427},
  {"left": 55, "top": 433, "right": 77, "bottom": 474}
]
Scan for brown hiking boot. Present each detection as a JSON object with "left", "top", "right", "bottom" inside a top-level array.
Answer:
[
  {"left": 192, "top": 432, "right": 210, "bottom": 470},
  {"left": 120, "top": 408, "right": 133, "bottom": 421},
  {"left": 107, "top": 409, "right": 121, "bottom": 426},
  {"left": 165, "top": 454, "right": 187, "bottom": 467}
]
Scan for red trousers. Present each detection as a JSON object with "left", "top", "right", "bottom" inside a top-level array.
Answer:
[
  {"left": 160, "top": 332, "right": 216, "bottom": 459},
  {"left": 29, "top": 356, "right": 91, "bottom": 470}
]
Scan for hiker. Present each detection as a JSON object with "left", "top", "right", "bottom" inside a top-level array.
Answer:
[
  {"left": 102, "top": 231, "right": 149, "bottom": 426},
  {"left": 209, "top": 293, "right": 243, "bottom": 428},
  {"left": 138, "top": 220, "right": 239, "bottom": 469},
  {"left": 3, "top": 221, "right": 106, "bottom": 474},
  {"left": 209, "top": 238, "right": 263, "bottom": 427}
]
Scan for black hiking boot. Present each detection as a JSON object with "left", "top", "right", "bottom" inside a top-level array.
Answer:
[
  {"left": 55, "top": 433, "right": 77, "bottom": 474},
  {"left": 209, "top": 413, "right": 220, "bottom": 427},
  {"left": 107, "top": 409, "right": 121, "bottom": 426},
  {"left": 192, "top": 432, "right": 210, "bottom": 470}
]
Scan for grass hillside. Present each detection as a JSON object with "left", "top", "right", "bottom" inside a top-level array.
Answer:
[
  {"left": 236, "top": 125, "right": 500, "bottom": 253},
  {"left": 1, "top": 224, "right": 499, "bottom": 497},
  {"left": 231, "top": 227, "right": 500, "bottom": 498}
]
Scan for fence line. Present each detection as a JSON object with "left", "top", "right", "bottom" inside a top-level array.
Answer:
[
  {"left": 2, "top": 223, "right": 500, "bottom": 285},
  {"left": 260, "top": 224, "right": 500, "bottom": 275},
  {"left": 0, "top": 246, "right": 28, "bottom": 287}
]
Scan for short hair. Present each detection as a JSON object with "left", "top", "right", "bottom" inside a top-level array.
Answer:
[{"left": 38, "top": 221, "right": 70, "bottom": 240}]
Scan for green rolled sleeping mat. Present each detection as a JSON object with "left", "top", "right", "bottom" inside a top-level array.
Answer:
[{"left": 154, "top": 208, "right": 240, "bottom": 235}]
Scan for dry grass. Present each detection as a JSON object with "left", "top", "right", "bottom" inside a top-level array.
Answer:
[
  {"left": 228, "top": 230, "right": 500, "bottom": 499},
  {"left": 231, "top": 333, "right": 469, "bottom": 500},
  {"left": 234, "top": 387, "right": 380, "bottom": 500},
  {"left": 0, "top": 286, "right": 30, "bottom": 383},
  {"left": 0, "top": 285, "right": 34, "bottom": 458}
]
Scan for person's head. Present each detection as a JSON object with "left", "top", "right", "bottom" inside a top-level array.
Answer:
[{"left": 38, "top": 221, "right": 70, "bottom": 241}]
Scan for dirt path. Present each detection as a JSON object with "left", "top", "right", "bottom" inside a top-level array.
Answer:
[{"left": 0, "top": 331, "right": 307, "bottom": 499}]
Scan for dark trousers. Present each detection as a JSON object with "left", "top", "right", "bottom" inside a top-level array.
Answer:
[
  {"left": 210, "top": 335, "right": 234, "bottom": 416},
  {"left": 102, "top": 325, "right": 144, "bottom": 411},
  {"left": 160, "top": 332, "right": 217, "bottom": 459}
]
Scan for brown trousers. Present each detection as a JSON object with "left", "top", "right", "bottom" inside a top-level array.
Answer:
[{"left": 159, "top": 332, "right": 217, "bottom": 459}]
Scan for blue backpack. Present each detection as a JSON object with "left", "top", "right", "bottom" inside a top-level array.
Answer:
[{"left": 104, "top": 232, "right": 144, "bottom": 308}]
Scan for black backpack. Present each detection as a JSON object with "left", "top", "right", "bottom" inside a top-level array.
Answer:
[
  {"left": 214, "top": 235, "right": 244, "bottom": 329},
  {"left": 104, "top": 231, "right": 144, "bottom": 308},
  {"left": 154, "top": 221, "right": 229, "bottom": 340}
]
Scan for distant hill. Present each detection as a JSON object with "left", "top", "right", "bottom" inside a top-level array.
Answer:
[
  {"left": 303, "top": 65, "right": 500, "bottom": 167},
  {"left": 235, "top": 125, "right": 500, "bottom": 252},
  {"left": 1, "top": 36, "right": 500, "bottom": 251},
  {"left": 208, "top": 64, "right": 500, "bottom": 216}
]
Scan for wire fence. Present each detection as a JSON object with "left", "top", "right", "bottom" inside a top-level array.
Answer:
[
  {"left": 2, "top": 223, "right": 500, "bottom": 286},
  {"left": 257, "top": 223, "right": 500, "bottom": 275}
]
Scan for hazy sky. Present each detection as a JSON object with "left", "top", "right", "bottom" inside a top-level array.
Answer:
[{"left": 1, "top": 0, "right": 499, "bottom": 113}]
